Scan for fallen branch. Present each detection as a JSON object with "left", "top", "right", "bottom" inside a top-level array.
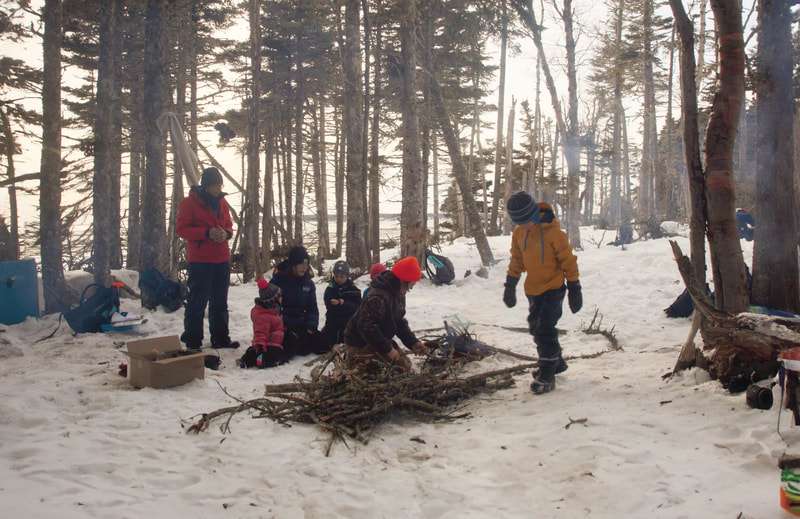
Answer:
[
  {"left": 564, "top": 417, "right": 588, "bottom": 429},
  {"left": 582, "top": 309, "right": 622, "bottom": 350}
]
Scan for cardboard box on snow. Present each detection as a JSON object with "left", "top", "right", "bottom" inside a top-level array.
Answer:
[{"left": 126, "top": 335, "right": 207, "bottom": 389}]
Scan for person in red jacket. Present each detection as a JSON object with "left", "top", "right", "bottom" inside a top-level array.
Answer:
[
  {"left": 176, "top": 167, "right": 239, "bottom": 350},
  {"left": 240, "top": 278, "right": 286, "bottom": 368}
]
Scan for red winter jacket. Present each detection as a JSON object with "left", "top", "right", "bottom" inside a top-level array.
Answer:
[
  {"left": 251, "top": 305, "right": 285, "bottom": 351},
  {"left": 176, "top": 187, "right": 234, "bottom": 264}
]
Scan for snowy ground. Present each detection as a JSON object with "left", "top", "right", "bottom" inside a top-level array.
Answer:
[{"left": 0, "top": 228, "right": 792, "bottom": 518}]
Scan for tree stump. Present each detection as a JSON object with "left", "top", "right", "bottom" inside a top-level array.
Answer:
[{"left": 670, "top": 241, "right": 800, "bottom": 386}]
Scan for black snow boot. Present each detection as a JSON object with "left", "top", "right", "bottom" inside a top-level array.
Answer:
[
  {"left": 536, "top": 356, "right": 568, "bottom": 378},
  {"left": 531, "top": 361, "right": 557, "bottom": 395}
]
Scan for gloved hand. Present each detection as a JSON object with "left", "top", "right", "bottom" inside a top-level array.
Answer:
[
  {"left": 503, "top": 276, "right": 519, "bottom": 308},
  {"left": 567, "top": 281, "right": 583, "bottom": 314}
]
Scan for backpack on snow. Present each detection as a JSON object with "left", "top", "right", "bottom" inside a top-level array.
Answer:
[
  {"left": 63, "top": 283, "right": 121, "bottom": 334},
  {"left": 139, "top": 268, "right": 185, "bottom": 312},
  {"left": 424, "top": 250, "right": 455, "bottom": 285}
]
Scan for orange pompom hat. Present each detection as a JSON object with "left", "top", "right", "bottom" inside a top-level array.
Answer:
[{"left": 392, "top": 256, "right": 422, "bottom": 283}]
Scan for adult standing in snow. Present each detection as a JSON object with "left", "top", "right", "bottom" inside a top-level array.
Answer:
[
  {"left": 343, "top": 257, "right": 429, "bottom": 371},
  {"left": 176, "top": 167, "right": 239, "bottom": 350},
  {"left": 270, "top": 245, "right": 323, "bottom": 356},
  {"left": 503, "top": 191, "right": 582, "bottom": 394}
]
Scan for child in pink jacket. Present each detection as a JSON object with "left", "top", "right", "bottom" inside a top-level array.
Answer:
[{"left": 239, "top": 278, "right": 285, "bottom": 368}]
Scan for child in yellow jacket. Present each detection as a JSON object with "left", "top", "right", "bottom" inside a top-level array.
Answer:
[{"left": 503, "top": 191, "right": 583, "bottom": 395}]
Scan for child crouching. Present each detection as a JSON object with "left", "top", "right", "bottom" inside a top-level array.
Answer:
[{"left": 239, "top": 278, "right": 286, "bottom": 369}]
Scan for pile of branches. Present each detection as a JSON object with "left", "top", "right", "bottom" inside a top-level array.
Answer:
[{"left": 187, "top": 344, "right": 535, "bottom": 455}]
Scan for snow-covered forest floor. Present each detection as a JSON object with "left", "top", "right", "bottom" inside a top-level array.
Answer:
[{"left": 0, "top": 227, "right": 788, "bottom": 518}]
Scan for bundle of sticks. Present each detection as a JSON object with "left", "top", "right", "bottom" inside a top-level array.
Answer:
[{"left": 187, "top": 342, "right": 536, "bottom": 455}]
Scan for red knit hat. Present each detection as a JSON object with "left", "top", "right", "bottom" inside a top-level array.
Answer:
[
  {"left": 369, "top": 262, "right": 387, "bottom": 280},
  {"left": 392, "top": 256, "right": 422, "bottom": 283}
]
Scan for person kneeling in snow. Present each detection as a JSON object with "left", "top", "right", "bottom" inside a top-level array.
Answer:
[
  {"left": 503, "top": 191, "right": 582, "bottom": 395},
  {"left": 240, "top": 279, "right": 285, "bottom": 369},
  {"left": 343, "top": 257, "right": 429, "bottom": 372},
  {"left": 321, "top": 261, "right": 362, "bottom": 349}
]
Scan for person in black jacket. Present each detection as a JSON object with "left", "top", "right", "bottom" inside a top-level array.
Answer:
[
  {"left": 343, "top": 257, "right": 428, "bottom": 371},
  {"left": 270, "top": 246, "right": 323, "bottom": 356},
  {"left": 321, "top": 261, "right": 362, "bottom": 349}
]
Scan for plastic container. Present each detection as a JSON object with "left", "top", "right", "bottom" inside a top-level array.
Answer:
[{"left": 780, "top": 456, "right": 800, "bottom": 516}]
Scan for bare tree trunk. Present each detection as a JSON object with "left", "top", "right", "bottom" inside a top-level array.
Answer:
[
  {"left": 242, "top": 0, "right": 261, "bottom": 282},
  {"left": 490, "top": 0, "right": 508, "bottom": 234},
  {"left": 189, "top": 0, "right": 198, "bottom": 155},
  {"left": 276, "top": 127, "right": 285, "bottom": 234},
  {"left": 368, "top": 1, "right": 382, "bottom": 263},
  {"left": 344, "top": 0, "right": 369, "bottom": 267},
  {"left": 546, "top": 124, "right": 559, "bottom": 204},
  {"left": 584, "top": 104, "right": 599, "bottom": 221},
  {"left": 140, "top": 0, "right": 167, "bottom": 272},
  {"left": 93, "top": 0, "right": 120, "bottom": 286},
  {"left": 703, "top": 0, "right": 748, "bottom": 314},
  {"left": 432, "top": 134, "right": 440, "bottom": 241},
  {"left": 335, "top": 108, "right": 345, "bottom": 256},
  {"left": 320, "top": 104, "right": 329, "bottom": 256},
  {"left": 611, "top": 0, "right": 624, "bottom": 225},
  {"left": 284, "top": 93, "right": 294, "bottom": 241},
  {"left": 0, "top": 109, "right": 19, "bottom": 260},
  {"left": 362, "top": 0, "right": 373, "bottom": 256},
  {"left": 262, "top": 117, "right": 274, "bottom": 273},
  {"left": 294, "top": 62, "right": 304, "bottom": 244},
  {"left": 40, "top": 0, "right": 69, "bottom": 312},
  {"left": 109, "top": 2, "right": 123, "bottom": 270},
  {"left": 751, "top": 0, "right": 799, "bottom": 312},
  {"left": 126, "top": 15, "right": 144, "bottom": 270},
  {"left": 502, "top": 98, "right": 516, "bottom": 235},
  {"left": 668, "top": 0, "right": 707, "bottom": 372},
  {"left": 399, "top": 0, "right": 425, "bottom": 263},
  {"left": 533, "top": 36, "right": 542, "bottom": 200},
  {"left": 312, "top": 101, "right": 330, "bottom": 259},
  {"left": 697, "top": 0, "right": 707, "bottom": 94},
  {"left": 642, "top": 0, "right": 658, "bottom": 220},
  {"left": 167, "top": 1, "right": 189, "bottom": 277},
  {"left": 561, "top": 0, "right": 581, "bottom": 247},
  {"left": 665, "top": 23, "right": 679, "bottom": 221},
  {"left": 420, "top": 0, "right": 434, "bottom": 235},
  {"left": 429, "top": 75, "right": 494, "bottom": 265},
  {"left": 622, "top": 107, "right": 632, "bottom": 212}
]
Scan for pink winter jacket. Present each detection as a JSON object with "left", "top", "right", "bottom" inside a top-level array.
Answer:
[{"left": 251, "top": 305, "right": 285, "bottom": 351}]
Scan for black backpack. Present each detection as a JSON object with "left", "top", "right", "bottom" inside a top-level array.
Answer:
[
  {"left": 64, "top": 284, "right": 120, "bottom": 334},
  {"left": 139, "top": 268, "right": 185, "bottom": 313},
  {"left": 424, "top": 250, "right": 456, "bottom": 286}
]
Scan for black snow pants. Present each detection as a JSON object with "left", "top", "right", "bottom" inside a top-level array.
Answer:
[
  {"left": 181, "top": 262, "right": 232, "bottom": 349},
  {"left": 527, "top": 285, "right": 567, "bottom": 378}
]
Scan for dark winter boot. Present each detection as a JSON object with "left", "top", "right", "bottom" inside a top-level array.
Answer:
[
  {"left": 212, "top": 340, "right": 240, "bottom": 350},
  {"left": 531, "top": 359, "right": 557, "bottom": 395},
  {"left": 534, "top": 356, "right": 568, "bottom": 379}
]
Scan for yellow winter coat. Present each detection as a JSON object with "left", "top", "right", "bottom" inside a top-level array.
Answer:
[{"left": 507, "top": 204, "right": 580, "bottom": 296}]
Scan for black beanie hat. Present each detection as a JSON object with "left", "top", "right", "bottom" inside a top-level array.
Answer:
[
  {"left": 506, "top": 191, "right": 540, "bottom": 225},
  {"left": 287, "top": 245, "right": 310, "bottom": 267},
  {"left": 332, "top": 260, "right": 350, "bottom": 277},
  {"left": 201, "top": 167, "right": 224, "bottom": 189}
]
